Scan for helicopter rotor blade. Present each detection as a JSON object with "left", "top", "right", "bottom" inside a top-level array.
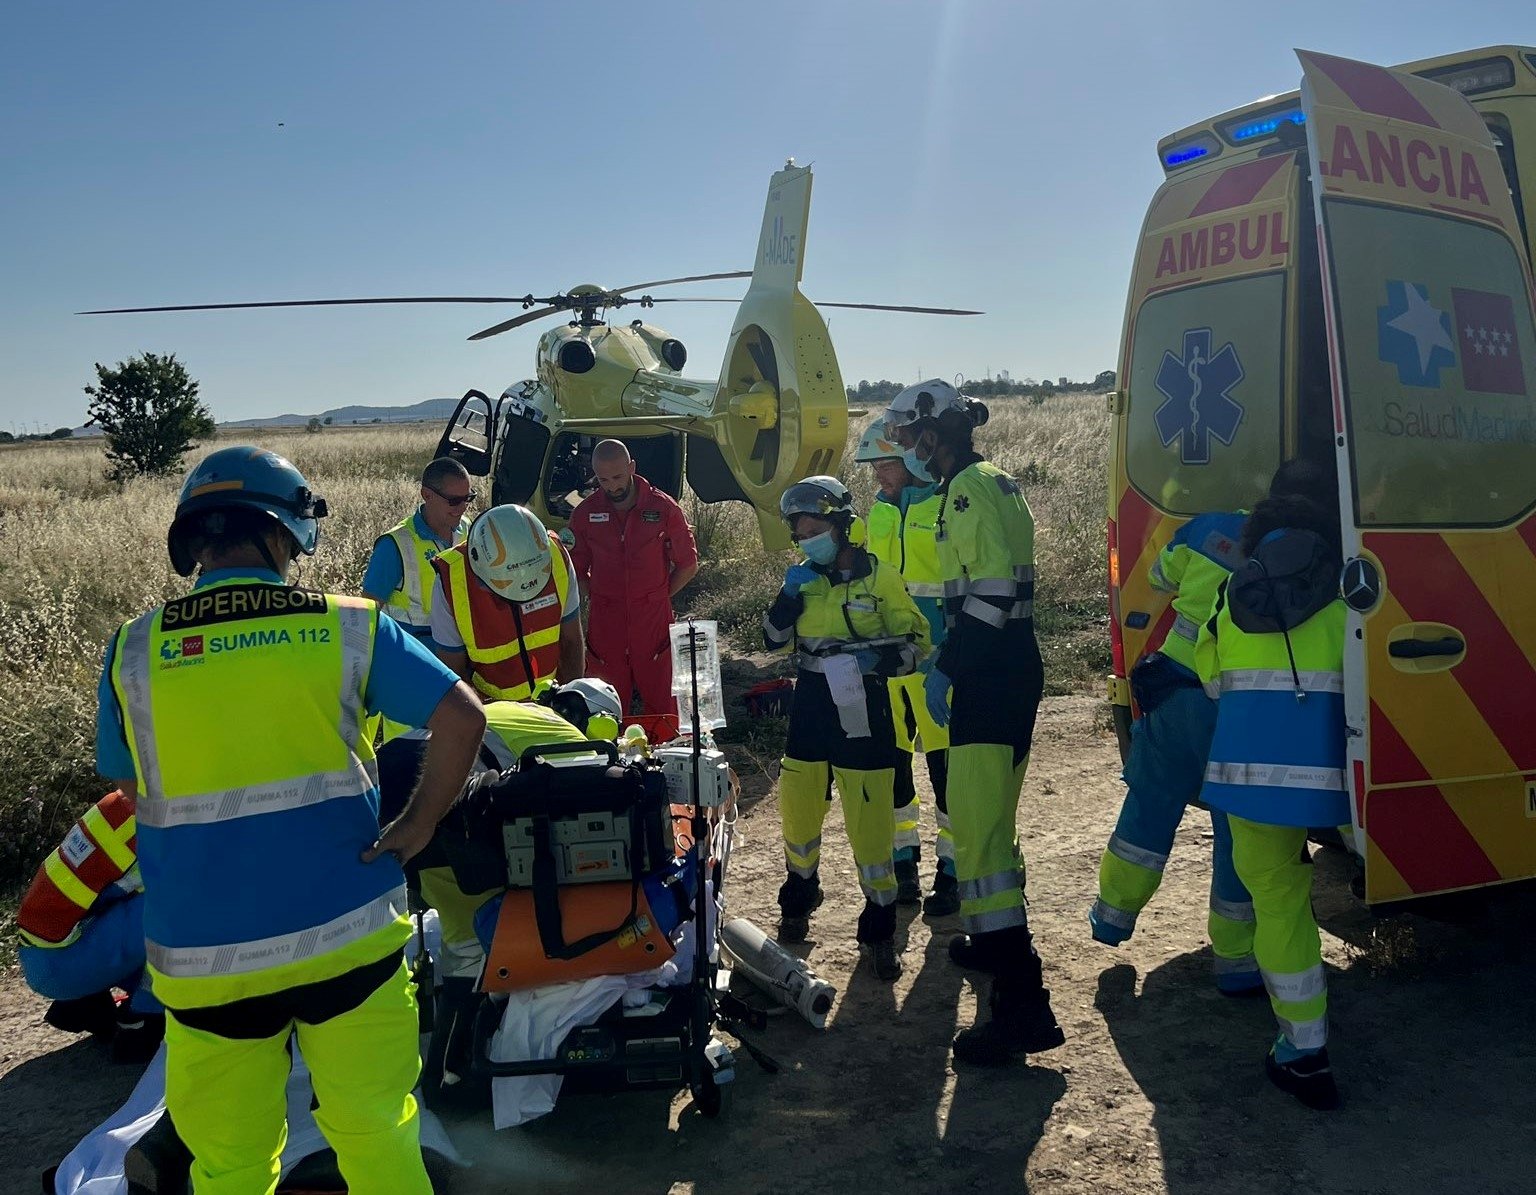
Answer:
[
  {"left": 812, "top": 302, "right": 982, "bottom": 315},
  {"left": 614, "top": 271, "right": 752, "bottom": 295},
  {"left": 77, "top": 296, "right": 533, "bottom": 315},
  {"left": 639, "top": 298, "right": 983, "bottom": 316},
  {"left": 466, "top": 306, "right": 564, "bottom": 341}
]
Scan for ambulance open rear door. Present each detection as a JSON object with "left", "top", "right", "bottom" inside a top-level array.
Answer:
[{"left": 1300, "top": 51, "right": 1536, "bottom": 903}]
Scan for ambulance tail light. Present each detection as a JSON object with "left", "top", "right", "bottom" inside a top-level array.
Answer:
[{"left": 1417, "top": 55, "right": 1515, "bottom": 97}]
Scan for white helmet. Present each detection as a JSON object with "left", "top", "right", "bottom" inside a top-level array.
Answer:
[
  {"left": 853, "top": 416, "right": 902, "bottom": 464},
  {"left": 881, "top": 378, "right": 969, "bottom": 440},
  {"left": 467, "top": 504, "right": 553, "bottom": 599},
  {"left": 551, "top": 678, "right": 624, "bottom": 737}
]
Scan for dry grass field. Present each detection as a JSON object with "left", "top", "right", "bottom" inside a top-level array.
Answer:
[{"left": 0, "top": 396, "right": 1108, "bottom": 894}]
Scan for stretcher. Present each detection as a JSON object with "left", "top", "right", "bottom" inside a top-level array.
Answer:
[{"left": 422, "top": 736, "right": 753, "bottom": 1122}]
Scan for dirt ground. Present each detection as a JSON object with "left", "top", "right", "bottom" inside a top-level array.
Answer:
[{"left": 6, "top": 694, "right": 1536, "bottom": 1194}]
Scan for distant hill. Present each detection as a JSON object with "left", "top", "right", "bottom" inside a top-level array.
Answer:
[{"left": 220, "top": 396, "right": 461, "bottom": 429}]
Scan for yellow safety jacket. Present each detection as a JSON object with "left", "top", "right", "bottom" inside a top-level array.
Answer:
[
  {"left": 934, "top": 456, "right": 1036, "bottom": 677},
  {"left": 479, "top": 700, "right": 588, "bottom": 769},
  {"left": 377, "top": 509, "right": 470, "bottom": 632},
  {"left": 1196, "top": 588, "right": 1349, "bottom": 829},
  {"left": 1147, "top": 510, "right": 1247, "bottom": 675},
  {"left": 763, "top": 548, "right": 931, "bottom": 677},
  {"left": 110, "top": 579, "right": 404, "bottom": 1009}
]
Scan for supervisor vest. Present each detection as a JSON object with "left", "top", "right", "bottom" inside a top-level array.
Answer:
[
  {"left": 110, "top": 579, "right": 406, "bottom": 1009},
  {"left": 433, "top": 532, "right": 572, "bottom": 701}
]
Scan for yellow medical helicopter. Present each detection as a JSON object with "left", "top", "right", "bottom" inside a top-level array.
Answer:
[{"left": 81, "top": 162, "right": 979, "bottom": 547}]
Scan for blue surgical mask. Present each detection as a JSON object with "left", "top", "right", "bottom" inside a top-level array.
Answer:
[
  {"left": 799, "top": 530, "right": 839, "bottom": 566},
  {"left": 903, "top": 445, "right": 933, "bottom": 482}
]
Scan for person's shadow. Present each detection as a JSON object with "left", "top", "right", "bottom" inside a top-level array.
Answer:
[
  {"left": 0, "top": 1026, "right": 140, "bottom": 1191},
  {"left": 1096, "top": 862, "right": 1536, "bottom": 1195}
]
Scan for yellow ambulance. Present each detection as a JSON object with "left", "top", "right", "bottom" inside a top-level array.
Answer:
[{"left": 1108, "top": 47, "right": 1536, "bottom": 904}]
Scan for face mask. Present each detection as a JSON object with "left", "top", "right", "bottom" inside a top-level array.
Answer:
[
  {"left": 799, "top": 530, "right": 839, "bottom": 566},
  {"left": 903, "top": 445, "right": 933, "bottom": 482}
]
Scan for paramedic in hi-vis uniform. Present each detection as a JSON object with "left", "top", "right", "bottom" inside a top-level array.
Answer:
[
  {"left": 429, "top": 504, "right": 585, "bottom": 700},
  {"left": 1089, "top": 507, "right": 1261, "bottom": 994},
  {"left": 855, "top": 416, "right": 958, "bottom": 915},
  {"left": 763, "top": 476, "right": 930, "bottom": 983},
  {"left": 361, "top": 456, "right": 475, "bottom": 640},
  {"left": 97, "top": 447, "right": 485, "bottom": 1194},
  {"left": 882, "top": 380, "right": 1064, "bottom": 1066},
  {"left": 1195, "top": 488, "right": 1347, "bottom": 1112}
]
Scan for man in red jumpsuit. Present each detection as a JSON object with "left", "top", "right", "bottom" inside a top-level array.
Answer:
[{"left": 569, "top": 440, "right": 699, "bottom": 716}]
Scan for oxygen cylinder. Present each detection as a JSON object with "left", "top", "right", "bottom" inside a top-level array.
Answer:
[{"left": 719, "top": 917, "right": 837, "bottom": 1030}]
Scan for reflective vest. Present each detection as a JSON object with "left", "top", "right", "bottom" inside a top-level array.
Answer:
[
  {"left": 110, "top": 580, "right": 405, "bottom": 1009},
  {"left": 17, "top": 791, "right": 140, "bottom": 949},
  {"left": 867, "top": 485, "right": 946, "bottom": 647},
  {"left": 763, "top": 549, "right": 931, "bottom": 676},
  {"left": 1147, "top": 510, "right": 1247, "bottom": 675},
  {"left": 1196, "top": 592, "right": 1349, "bottom": 829},
  {"left": 480, "top": 700, "right": 587, "bottom": 770},
  {"left": 934, "top": 458, "right": 1035, "bottom": 673},
  {"left": 377, "top": 509, "right": 470, "bottom": 632},
  {"left": 433, "top": 532, "right": 572, "bottom": 701}
]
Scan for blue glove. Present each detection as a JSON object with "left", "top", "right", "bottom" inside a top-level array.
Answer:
[
  {"left": 852, "top": 648, "right": 879, "bottom": 673},
  {"left": 916, "top": 653, "right": 936, "bottom": 676},
  {"left": 924, "top": 666, "right": 952, "bottom": 728},
  {"left": 782, "top": 563, "right": 818, "bottom": 596}
]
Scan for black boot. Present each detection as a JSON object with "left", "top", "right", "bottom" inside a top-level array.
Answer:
[
  {"left": 952, "top": 980, "right": 1065, "bottom": 1065},
  {"left": 1266, "top": 1046, "right": 1342, "bottom": 1110},
  {"left": 894, "top": 858, "right": 922, "bottom": 905},
  {"left": 924, "top": 869, "right": 960, "bottom": 916},
  {"left": 948, "top": 933, "right": 1004, "bottom": 973},
  {"left": 44, "top": 990, "right": 118, "bottom": 1038},
  {"left": 856, "top": 899, "right": 901, "bottom": 980},
  {"left": 777, "top": 873, "right": 823, "bottom": 944},
  {"left": 124, "top": 1112, "right": 191, "bottom": 1195},
  {"left": 111, "top": 1011, "right": 166, "bottom": 1066},
  {"left": 863, "top": 939, "right": 903, "bottom": 981}
]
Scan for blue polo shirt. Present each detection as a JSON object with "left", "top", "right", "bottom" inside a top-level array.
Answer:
[
  {"left": 96, "top": 567, "right": 459, "bottom": 781},
  {"left": 360, "top": 508, "right": 455, "bottom": 607}
]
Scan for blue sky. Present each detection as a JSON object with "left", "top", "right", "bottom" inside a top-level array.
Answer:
[{"left": 1, "top": 1, "right": 1529, "bottom": 428}]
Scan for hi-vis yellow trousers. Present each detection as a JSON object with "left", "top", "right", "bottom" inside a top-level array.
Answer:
[{"left": 164, "top": 960, "right": 431, "bottom": 1195}]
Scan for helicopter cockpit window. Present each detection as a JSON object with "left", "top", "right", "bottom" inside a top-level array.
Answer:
[{"left": 544, "top": 434, "right": 601, "bottom": 518}]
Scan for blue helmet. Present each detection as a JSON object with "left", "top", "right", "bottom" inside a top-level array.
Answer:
[{"left": 167, "top": 446, "right": 329, "bottom": 576}]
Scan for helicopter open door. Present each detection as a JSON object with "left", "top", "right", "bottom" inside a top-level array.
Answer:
[
  {"left": 434, "top": 389, "right": 498, "bottom": 476},
  {"left": 1299, "top": 50, "right": 1536, "bottom": 902}
]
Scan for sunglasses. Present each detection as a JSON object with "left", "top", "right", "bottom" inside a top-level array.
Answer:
[{"left": 426, "top": 484, "right": 476, "bottom": 508}]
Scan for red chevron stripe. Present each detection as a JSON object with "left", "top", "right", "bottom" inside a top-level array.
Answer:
[
  {"left": 1115, "top": 489, "right": 1161, "bottom": 580},
  {"left": 1310, "top": 52, "right": 1440, "bottom": 129},
  {"left": 1366, "top": 781, "right": 1501, "bottom": 893},
  {"left": 1369, "top": 699, "right": 1429, "bottom": 785},
  {"left": 1144, "top": 605, "right": 1177, "bottom": 665},
  {"left": 1518, "top": 512, "right": 1536, "bottom": 561},
  {"left": 1189, "top": 155, "right": 1291, "bottom": 218},
  {"left": 1370, "top": 532, "right": 1536, "bottom": 771}
]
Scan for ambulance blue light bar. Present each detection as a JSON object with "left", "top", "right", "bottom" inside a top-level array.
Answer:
[
  {"left": 1161, "top": 132, "right": 1222, "bottom": 170},
  {"left": 1228, "top": 109, "right": 1306, "bottom": 142}
]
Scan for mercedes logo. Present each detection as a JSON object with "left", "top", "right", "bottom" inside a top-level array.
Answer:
[{"left": 1341, "top": 557, "right": 1381, "bottom": 613}]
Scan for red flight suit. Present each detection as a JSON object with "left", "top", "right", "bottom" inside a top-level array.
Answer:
[{"left": 569, "top": 475, "right": 698, "bottom": 715}]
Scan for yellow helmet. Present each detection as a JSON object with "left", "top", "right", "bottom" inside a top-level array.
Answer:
[{"left": 467, "top": 504, "right": 553, "bottom": 599}]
